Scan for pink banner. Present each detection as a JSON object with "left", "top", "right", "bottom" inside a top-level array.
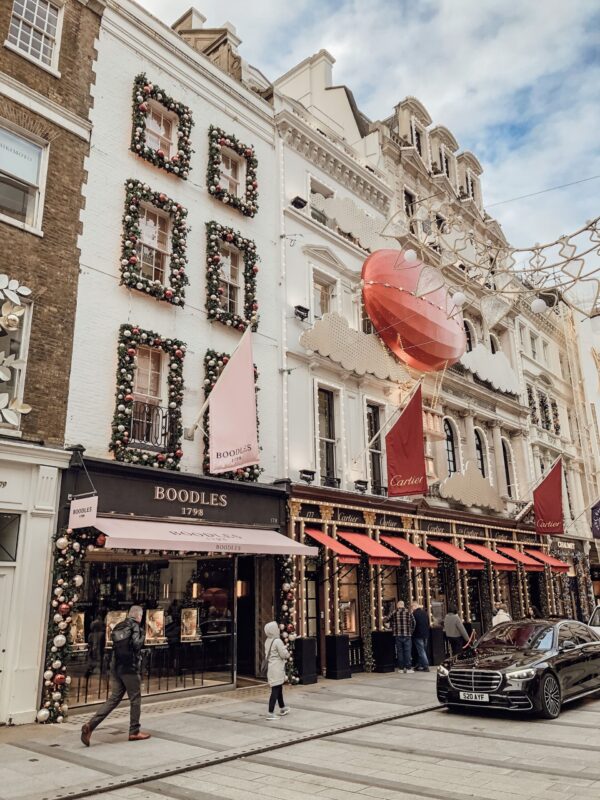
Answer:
[
  {"left": 209, "top": 330, "right": 259, "bottom": 475},
  {"left": 534, "top": 459, "right": 564, "bottom": 535}
]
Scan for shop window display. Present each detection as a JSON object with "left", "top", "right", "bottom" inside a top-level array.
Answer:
[
  {"left": 67, "top": 554, "right": 234, "bottom": 708},
  {"left": 339, "top": 568, "right": 359, "bottom": 636}
]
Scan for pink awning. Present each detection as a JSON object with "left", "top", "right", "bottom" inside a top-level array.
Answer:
[{"left": 98, "top": 518, "right": 318, "bottom": 556}]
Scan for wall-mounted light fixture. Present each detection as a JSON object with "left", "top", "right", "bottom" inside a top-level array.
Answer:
[
  {"left": 294, "top": 305, "right": 310, "bottom": 321},
  {"left": 299, "top": 469, "right": 316, "bottom": 484},
  {"left": 354, "top": 480, "right": 368, "bottom": 493},
  {"left": 291, "top": 196, "right": 307, "bottom": 209}
]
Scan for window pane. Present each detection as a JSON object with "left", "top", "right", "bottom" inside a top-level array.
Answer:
[{"left": 0, "top": 513, "right": 19, "bottom": 561}]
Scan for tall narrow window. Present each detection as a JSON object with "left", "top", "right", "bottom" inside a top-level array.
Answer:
[
  {"left": 313, "top": 277, "right": 332, "bottom": 319},
  {"left": 366, "top": 404, "right": 382, "bottom": 491},
  {"left": 463, "top": 320, "right": 474, "bottom": 352},
  {"left": 8, "top": 0, "right": 61, "bottom": 69},
  {"left": 502, "top": 439, "right": 513, "bottom": 498},
  {"left": 218, "top": 246, "right": 241, "bottom": 315},
  {"left": 318, "top": 388, "right": 336, "bottom": 485},
  {"left": 530, "top": 333, "right": 538, "bottom": 360},
  {"left": 474, "top": 430, "right": 486, "bottom": 477},
  {"left": 220, "top": 150, "right": 243, "bottom": 197},
  {"left": 0, "top": 126, "right": 45, "bottom": 229},
  {"left": 361, "top": 296, "right": 373, "bottom": 334},
  {"left": 403, "top": 189, "right": 416, "bottom": 218},
  {"left": 441, "top": 147, "right": 450, "bottom": 177},
  {"left": 133, "top": 347, "right": 162, "bottom": 403},
  {"left": 137, "top": 206, "right": 170, "bottom": 284},
  {"left": 145, "top": 103, "right": 175, "bottom": 157},
  {"left": 131, "top": 347, "right": 163, "bottom": 448},
  {"left": 489, "top": 333, "right": 500, "bottom": 354},
  {"left": 444, "top": 419, "right": 457, "bottom": 475}
]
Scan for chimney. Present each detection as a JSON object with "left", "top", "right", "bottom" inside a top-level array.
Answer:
[{"left": 172, "top": 7, "right": 243, "bottom": 82}]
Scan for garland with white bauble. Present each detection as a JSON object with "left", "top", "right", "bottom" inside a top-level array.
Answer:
[
  {"left": 279, "top": 555, "right": 300, "bottom": 684},
  {"left": 207, "top": 125, "right": 258, "bottom": 217}
]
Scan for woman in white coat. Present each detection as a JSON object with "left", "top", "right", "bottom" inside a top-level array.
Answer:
[{"left": 264, "top": 621, "right": 290, "bottom": 720}]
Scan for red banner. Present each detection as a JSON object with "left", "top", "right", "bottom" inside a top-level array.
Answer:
[
  {"left": 534, "top": 459, "right": 564, "bottom": 535},
  {"left": 386, "top": 385, "right": 427, "bottom": 497}
]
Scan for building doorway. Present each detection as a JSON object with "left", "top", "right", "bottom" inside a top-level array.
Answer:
[{"left": 235, "top": 556, "right": 256, "bottom": 677}]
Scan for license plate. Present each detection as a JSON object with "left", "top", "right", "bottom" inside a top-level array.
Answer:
[{"left": 459, "top": 691, "right": 489, "bottom": 702}]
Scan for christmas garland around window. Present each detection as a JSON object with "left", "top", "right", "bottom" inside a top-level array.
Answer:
[
  {"left": 206, "top": 222, "right": 259, "bottom": 331},
  {"left": 131, "top": 73, "right": 193, "bottom": 178},
  {"left": 37, "top": 527, "right": 107, "bottom": 723},
  {"left": 537, "top": 390, "right": 552, "bottom": 431},
  {"left": 207, "top": 125, "right": 258, "bottom": 217},
  {"left": 550, "top": 399, "right": 561, "bottom": 436},
  {"left": 203, "top": 349, "right": 261, "bottom": 481},
  {"left": 121, "top": 180, "right": 189, "bottom": 305},
  {"left": 526, "top": 385, "right": 539, "bottom": 426},
  {"left": 109, "top": 325, "right": 186, "bottom": 470},
  {"left": 279, "top": 555, "right": 300, "bottom": 684}
]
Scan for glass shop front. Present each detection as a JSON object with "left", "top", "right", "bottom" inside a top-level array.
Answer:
[{"left": 54, "top": 457, "right": 289, "bottom": 708}]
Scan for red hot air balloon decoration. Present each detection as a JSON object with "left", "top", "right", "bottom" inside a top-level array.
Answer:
[{"left": 361, "top": 249, "right": 466, "bottom": 373}]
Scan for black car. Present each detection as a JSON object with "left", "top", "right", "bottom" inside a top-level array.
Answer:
[{"left": 436, "top": 618, "right": 600, "bottom": 718}]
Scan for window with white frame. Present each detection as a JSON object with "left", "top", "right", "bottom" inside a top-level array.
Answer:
[
  {"left": 7, "top": 0, "right": 62, "bottom": 70},
  {"left": 144, "top": 102, "right": 176, "bottom": 158},
  {"left": 440, "top": 146, "right": 451, "bottom": 178},
  {"left": 474, "top": 429, "right": 486, "bottom": 477},
  {"left": 465, "top": 171, "right": 476, "bottom": 200},
  {"left": 218, "top": 245, "right": 241, "bottom": 315},
  {"left": 0, "top": 125, "right": 45, "bottom": 229},
  {"left": 133, "top": 346, "right": 162, "bottom": 404},
  {"left": 501, "top": 438, "right": 514, "bottom": 499},
  {"left": 360, "top": 295, "right": 373, "bottom": 334},
  {"left": 463, "top": 319, "right": 475, "bottom": 352},
  {"left": 313, "top": 273, "right": 333, "bottom": 320},
  {"left": 366, "top": 403, "right": 383, "bottom": 491},
  {"left": 219, "top": 149, "right": 244, "bottom": 197},
  {"left": 489, "top": 333, "right": 500, "bottom": 354},
  {"left": 530, "top": 333, "right": 538, "bottom": 360},
  {"left": 444, "top": 419, "right": 458, "bottom": 475},
  {"left": 317, "top": 387, "right": 337, "bottom": 485},
  {"left": 0, "top": 304, "right": 30, "bottom": 428},
  {"left": 137, "top": 206, "right": 170, "bottom": 284}
]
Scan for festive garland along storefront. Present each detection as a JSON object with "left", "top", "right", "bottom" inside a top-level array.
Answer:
[
  {"left": 286, "top": 486, "right": 580, "bottom": 676},
  {"left": 37, "top": 455, "right": 305, "bottom": 723}
]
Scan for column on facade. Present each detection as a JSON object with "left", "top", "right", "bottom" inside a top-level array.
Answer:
[
  {"left": 490, "top": 421, "right": 507, "bottom": 496},
  {"left": 460, "top": 410, "right": 477, "bottom": 465}
]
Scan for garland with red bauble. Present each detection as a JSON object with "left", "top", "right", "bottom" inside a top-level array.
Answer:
[
  {"left": 203, "top": 349, "right": 261, "bottom": 482},
  {"left": 279, "top": 555, "right": 300, "bottom": 684},
  {"left": 207, "top": 125, "right": 258, "bottom": 217},
  {"left": 130, "top": 73, "right": 193, "bottom": 178},
  {"left": 206, "top": 222, "right": 259, "bottom": 331},
  {"left": 109, "top": 324, "right": 186, "bottom": 470},
  {"left": 120, "top": 180, "right": 189, "bottom": 305},
  {"left": 37, "top": 527, "right": 106, "bottom": 723}
]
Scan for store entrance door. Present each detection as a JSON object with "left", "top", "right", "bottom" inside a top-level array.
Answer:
[
  {"left": 0, "top": 568, "right": 15, "bottom": 724},
  {"left": 236, "top": 556, "right": 256, "bottom": 677}
]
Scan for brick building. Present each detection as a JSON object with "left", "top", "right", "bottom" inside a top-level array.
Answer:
[{"left": 0, "top": 0, "right": 105, "bottom": 724}]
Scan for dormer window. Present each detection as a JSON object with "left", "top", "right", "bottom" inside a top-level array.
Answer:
[
  {"left": 441, "top": 147, "right": 450, "bottom": 178},
  {"left": 413, "top": 127, "right": 422, "bottom": 156},
  {"left": 465, "top": 171, "right": 477, "bottom": 200}
]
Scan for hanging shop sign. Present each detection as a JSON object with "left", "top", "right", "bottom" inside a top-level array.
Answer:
[{"left": 68, "top": 494, "right": 98, "bottom": 529}]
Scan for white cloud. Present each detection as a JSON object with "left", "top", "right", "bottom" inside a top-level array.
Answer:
[{"left": 141, "top": 0, "right": 599, "bottom": 246}]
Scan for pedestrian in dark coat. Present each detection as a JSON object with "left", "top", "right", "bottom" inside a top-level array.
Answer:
[{"left": 411, "top": 601, "right": 431, "bottom": 671}]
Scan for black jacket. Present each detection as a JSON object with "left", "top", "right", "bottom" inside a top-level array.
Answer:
[
  {"left": 412, "top": 608, "right": 431, "bottom": 639},
  {"left": 111, "top": 617, "right": 145, "bottom": 674}
]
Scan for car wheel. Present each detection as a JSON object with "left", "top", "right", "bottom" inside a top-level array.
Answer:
[{"left": 538, "top": 673, "right": 561, "bottom": 719}]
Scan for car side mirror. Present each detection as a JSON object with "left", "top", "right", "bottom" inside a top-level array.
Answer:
[{"left": 560, "top": 639, "right": 576, "bottom": 651}]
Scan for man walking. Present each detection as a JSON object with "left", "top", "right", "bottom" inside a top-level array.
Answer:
[
  {"left": 411, "top": 601, "right": 431, "bottom": 672},
  {"left": 81, "top": 605, "right": 150, "bottom": 745},
  {"left": 390, "top": 600, "right": 415, "bottom": 673}
]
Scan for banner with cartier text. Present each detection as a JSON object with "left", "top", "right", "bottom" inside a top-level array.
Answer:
[
  {"left": 386, "top": 384, "right": 427, "bottom": 497},
  {"left": 534, "top": 458, "right": 564, "bottom": 535}
]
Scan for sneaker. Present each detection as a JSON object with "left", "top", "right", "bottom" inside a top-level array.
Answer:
[
  {"left": 266, "top": 713, "right": 279, "bottom": 720},
  {"left": 279, "top": 707, "right": 290, "bottom": 716},
  {"left": 403, "top": 668, "right": 408, "bottom": 674},
  {"left": 406, "top": 669, "right": 415, "bottom": 674}
]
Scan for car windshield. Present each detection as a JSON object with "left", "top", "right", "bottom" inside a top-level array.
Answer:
[
  {"left": 476, "top": 622, "right": 554, "bottom": 651},
  {"left": 590, "top": 607, "right": 600, "bottom": 628}
]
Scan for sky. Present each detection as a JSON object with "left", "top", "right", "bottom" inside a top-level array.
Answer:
[{"left": 143, "top": 0, "right": 600, "bottom": 248}]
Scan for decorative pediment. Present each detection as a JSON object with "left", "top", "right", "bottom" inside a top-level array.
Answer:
[
  {"left": 439, "top": 460, "right": 503, "bottom": 512},
  {"left": 460, "top": 343, "right": 520, "bottom": 394},
  {"left": 302, "top": 245, "right": 347, "bottom": 272},
  {"left": 299, "top": 312, "right": 411, "bottom": 383}
]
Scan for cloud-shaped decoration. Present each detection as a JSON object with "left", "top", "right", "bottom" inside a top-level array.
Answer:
[
  {"left": 300, "top": 312, "right": 411, "bottom": 383},
  {"left": 460, "top": 343, "right": 519, "bottom": 394},
  {"left": 439, "top": 460, "right": 503, "bottom": 512},
  {"left": 311, "top": 193, "right": 404, "bottom": 251}
]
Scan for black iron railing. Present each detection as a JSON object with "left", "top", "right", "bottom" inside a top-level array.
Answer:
[{"left": 130, "top": 401, "right": 178, "bottom": 451}]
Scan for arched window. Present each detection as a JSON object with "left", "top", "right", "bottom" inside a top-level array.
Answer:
[
  {"left": 444, "top": 419, "right": 457, "bottom": 475},
  {"left": 474, "top": 429, "right": 486, "bottom": 477},
  {"left": 489, "top": 333, "right": 500, "bottom": 354},
  {"left": 463, "top": 320, "right": 474, "bottom": 352},
  {"left": 501, "top": 438, "right": 513, "bottom": 498}
]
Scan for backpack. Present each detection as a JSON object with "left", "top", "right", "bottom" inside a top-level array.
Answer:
[
  {"left": 259, "top": 638, "right": 275, "bottom": 678},
  {"left": 112, "top": 620, "right": 134, "bottom": 670}
]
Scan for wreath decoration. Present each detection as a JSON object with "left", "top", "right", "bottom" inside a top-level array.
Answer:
[
  {"left": 37, "top": 527, "right": 106, "bottom": 723},
  {"left": 203, "top": 349, "right": 261, "bottom": 481},
  {"left": 109, "top": 324, "right": 186, "bottom": 470},
  {"left": 120, "top": 180, "right": 189, "bottom": 305},
  {"left": 206, "top": 222, "right": 259, "bottom": 331},
  {"left": 130, "top": 73, "right": 193, "bottom": 178},
  {"left": 207, "top": 125, "right": 258, "bottom": 216}
]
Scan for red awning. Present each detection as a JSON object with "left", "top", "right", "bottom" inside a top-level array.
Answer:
[
  {"left": 336, "top": 531, "right": 401, "bottom": 566},
  {"left": 525, "top": 549, "right": 570, "bottom": 573},
  {"left": 380, "top": 536, "right": 439, "bottom": 568},
  {"left": 497, "top": 546, "right": 544, "bottom": 572},
  {"left": 464, "top": 543, "right": 516, "bottom": 572},
  {"left": 304, "top": 528, "right": 360, "bottom": 565},
  {"left": 428, "top": 540, "right": 485, "bottom": 570}
]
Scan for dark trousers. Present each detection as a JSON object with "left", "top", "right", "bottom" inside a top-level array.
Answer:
[
  {"left": 448, "top": 636, "right": 464, "bottom": 655},
  {"left": 394, "top": 635, "right": 412, "bottom": 669},
  {"left": 414, "top": 636, "right": 429, "bottom": 669},
  {"left": 88, "top": 670, "right": 141, "bottom": 735},
  {"left": 268, "top": 684, "right": 285, "bottom": 713}
]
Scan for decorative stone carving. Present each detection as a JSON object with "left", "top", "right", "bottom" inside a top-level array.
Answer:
[
  {"left": 460, "top": 343, "right": 519, "bottom": 394},
  {"left": 300, "top": 312, "right": 411, "bottom": 383},
  {"left": 439, "top": 460, "right": 503, "bottom": 512}
]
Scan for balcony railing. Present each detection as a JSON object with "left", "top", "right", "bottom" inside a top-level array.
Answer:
[{"left": 130, "top": 401, "right": 178, "bottom": 452}]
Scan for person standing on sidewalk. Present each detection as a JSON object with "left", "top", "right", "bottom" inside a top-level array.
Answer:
[
  {"left": 443, "top": 605, "right": 469, "bottom": 656},
  {"left": 264, "top": 621, "right": 291, "bottom": 720},
  {"left": 411, "top": 601, "right": 431, "bottom": 672},
  {"left": 390, "top": 600, "right": 415, "bottom": 673},
  {"left": 81, "top": 606, "right": 150, "bottom": 745}
]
